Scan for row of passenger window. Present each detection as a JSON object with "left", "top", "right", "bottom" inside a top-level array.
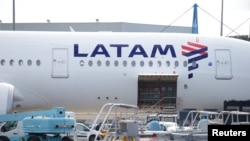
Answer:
[
  {"left": 0, "top": 59, "right": 41, "bottom": 66},
  {"left": 78, "top": 60, "right": 194, "bottom": 67},
  {"left": 0, "top": 59, "right": 196, "bottom": 68}
]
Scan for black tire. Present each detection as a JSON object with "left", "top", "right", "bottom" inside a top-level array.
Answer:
[
  {"left": 89, "top": 135, "right": 101, "bottom": 141},
  {"left": 0, "top": 136, "right": 10, "bottom": 141},
  {"left": 89, "top": 135, "right": 96, "bottom": 141},
  {"left": 27, "top": 136, "right": 40, "bottom": 141},
  {"left": 62, "top": 136, "right": 73, "bottom": 141}
]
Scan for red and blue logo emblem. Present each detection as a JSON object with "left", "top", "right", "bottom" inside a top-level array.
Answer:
[{"left": 182, "top": 41, "right": 208, "bottom": 79}]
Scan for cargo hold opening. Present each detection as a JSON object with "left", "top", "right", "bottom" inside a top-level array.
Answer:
[{"left": 138, "top": 74, "right": 178, "bottom": 113}]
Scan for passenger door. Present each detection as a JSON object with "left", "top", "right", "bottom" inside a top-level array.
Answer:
[
  {"left": 215, "top": 49, "right": 233, "bottom": 80},
  {"left": 51, "top": 48, "right": 69, "bottom": 78}
]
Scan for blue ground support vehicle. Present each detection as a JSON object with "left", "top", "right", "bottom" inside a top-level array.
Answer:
[{"left": 0, "top": 107, "right": 75, "bottom": 141}]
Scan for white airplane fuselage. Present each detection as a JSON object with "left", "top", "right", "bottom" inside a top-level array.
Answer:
[{"left": 0, "top": 31, "right": 250, "bottom": 113}]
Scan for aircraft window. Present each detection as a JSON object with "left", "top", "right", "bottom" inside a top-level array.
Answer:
[
  {"left": 27, "top": 60, "right": 32, "bottom": 66},
  {"left": 157, "top": 61, "right": 162, "bottom": 67},
  {"left": 184, "top": 84, "right": 188, "bottom": 89},
  {"left": 18, "top": 60, "right": 23, "bottom": 66},
  {"left": 149, "top": 60, "right": 153, "bottom": 67},
  {"left": 79, "top": 60, "right": 84, "bottom": 66},
  {"left": 123, "top": 60, "right": 127, "bottom": 67},
  {"left": 88, "top": 60, "right": 93, "bottom": 66},
  {"left": 106, "top": 60, "right": 110, "bottom": 67},
  {"left": 114, "top": 60, "right": 119, "bottom": 67},
  {"left": 97, "top": 60, "right": 101, "bottom": 67},
  {"left": 175, "top": 61, "right": 179, "bottom": 67},
  {"left": 10, "top": 59, "right": 14, "bottom": 66},
  {"left": 140, "top": 61, "right": 144, "bottom": 67},
  {"left": 183, "top": 61, "right": 188, "bottom": 67},
  {"left": 192, "top": 61, "right": 196, "bottom": 67},
  {"left": 1, "top": 59, "right": 5, "bottom": 66},
  {"left": 131, "top": 60, "right": 136, "bottom": 67},
  {"left": 166, "top": 61, "right": 170, "bottom": 67},
  {"left": 36, "top": 60, "right": 41, "bottom": 66}
]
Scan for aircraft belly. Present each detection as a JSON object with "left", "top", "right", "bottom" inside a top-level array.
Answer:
[
  {"left": 8, "top": 70, "right": 137, "bottom": 112},
  {"left": 178, "top": 76, "right": 250, "bottom": 111}
]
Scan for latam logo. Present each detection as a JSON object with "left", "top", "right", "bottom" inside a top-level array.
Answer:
[
  {"left": 181, "top": 41, "right": 208, "bottom": 79},
  {"left": 74, "top": 44, "right": 177, "bottom": 58}
]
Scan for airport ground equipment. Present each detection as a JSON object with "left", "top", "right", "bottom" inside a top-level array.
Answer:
[
  {"left": 0, "top": 107, "right": 75, "bottom": 141},
  {"left": 224, "top": 100, "right": 250, "bottom": 111},
  {"left": 88, "top": 103, "right": 139, "bottom": 141}
]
